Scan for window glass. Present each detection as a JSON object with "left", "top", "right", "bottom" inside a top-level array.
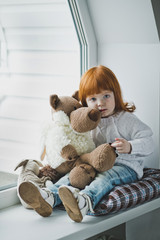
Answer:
[{"left": 0, "top": 0, "right": 80, "bottom": 186}]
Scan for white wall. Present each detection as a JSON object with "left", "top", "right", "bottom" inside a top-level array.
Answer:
[{"left": 87, "top": 0, "right": 160, "bottom": 168}]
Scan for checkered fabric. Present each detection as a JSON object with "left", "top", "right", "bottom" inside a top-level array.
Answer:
[{"left": 88, "top": 168, "right": 160, "bottom": 216}]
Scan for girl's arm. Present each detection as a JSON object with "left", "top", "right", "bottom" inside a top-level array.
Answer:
[
  {"left": 128, "top": 136, "right": 154, "bottom": 156},
  {"left": 113, "top": 112, "right": 154, "bottom": 156}
]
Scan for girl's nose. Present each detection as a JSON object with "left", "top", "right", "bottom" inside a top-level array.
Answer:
[{"left": 97, "top": 98, "right": 103, "bottom": 106}]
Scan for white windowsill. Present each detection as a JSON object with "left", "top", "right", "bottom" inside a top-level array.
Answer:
[
  {"left": 0, "top": 186, "right": 20, "bottom": 210},
  {"left": 1, "top": 190, "right": 160, "bottom": 240}
]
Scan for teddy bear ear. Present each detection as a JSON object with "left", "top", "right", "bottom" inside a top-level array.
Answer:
[
  {"left": 72, "top": 90, "right": 79, "bottom": 101},
  {"left": 14, "top": 159, "right": 29, "bottom": 171},
  {"left": 50, "top": 94, "right": 60, "bottom": 109}
]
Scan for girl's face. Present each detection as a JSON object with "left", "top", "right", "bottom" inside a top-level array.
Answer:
[{"left": 86, "top": 90, "right": 115, "bottom": 118}]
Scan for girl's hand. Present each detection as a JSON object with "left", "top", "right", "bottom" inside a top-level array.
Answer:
[{"left": 111, "top": 138, "right": 132, "bottom": 154}]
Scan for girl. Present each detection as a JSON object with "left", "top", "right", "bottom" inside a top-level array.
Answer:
[
  {"left": 58, "top": 65, "right": 154, "bottom": 222},
  {"left": 19, "top": 65, "right": 154, "bottom": 222}
]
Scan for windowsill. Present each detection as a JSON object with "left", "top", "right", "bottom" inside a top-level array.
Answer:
[
  {"left": 0, "top": 171, "right": 18, "bottom": 191},
  {"left": 0, "top": 186, "right": 20, "bottom": 210},
  {"left": 1, "top": 198, "right": 160, "bottom": 240}
]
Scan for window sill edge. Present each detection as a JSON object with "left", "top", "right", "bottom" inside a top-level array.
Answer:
[{"left": 0, "top": 186, "right": 20, "bottom": 210}]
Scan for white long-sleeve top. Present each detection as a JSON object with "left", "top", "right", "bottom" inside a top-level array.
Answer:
[{"left": 91, "top": 111, "right": 154, "bottom": 179}]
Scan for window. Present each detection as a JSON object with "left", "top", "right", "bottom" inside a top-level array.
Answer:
[
  {"left": 68, "top": 0, "right": 97, "bottom": 73},
  {"left": 0, "top": 0, "right": 80, "bottom": 191}
]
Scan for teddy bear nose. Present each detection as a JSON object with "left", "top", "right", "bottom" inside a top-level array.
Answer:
[{"left": 88, "top": 109, "right": 101, "bottom": 122}]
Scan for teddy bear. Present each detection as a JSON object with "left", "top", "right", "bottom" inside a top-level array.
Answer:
[{"left": 39, "top": 91, "right": 116, "bottom": 189}]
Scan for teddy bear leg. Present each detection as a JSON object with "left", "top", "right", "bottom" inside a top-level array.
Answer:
[
  {"left": 69, "top": 164, "right": 96, "bottom": 189},
  {"left": 80, "top": 143, "right": 116, "bottom": 172}
]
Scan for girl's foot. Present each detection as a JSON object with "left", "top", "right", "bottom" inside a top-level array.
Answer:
[
  {"left": 59, "top": 185, "right": 91, "bottom": 222},
  {"left": 19, "top": 181, "right": 54, "bottom": 217}
]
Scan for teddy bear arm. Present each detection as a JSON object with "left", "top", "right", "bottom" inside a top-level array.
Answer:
[
  {"left": 55, "top": 144, "right": 79, "bottom": 175},
  {"left": 61, "top": 144, "right": 79, "bottom": 162},
  {"left": 39, "top": 165, "right": 62, "bottom": 183},
  {"left": 55, "top": 159, "right": 77, "bottom": 175}
]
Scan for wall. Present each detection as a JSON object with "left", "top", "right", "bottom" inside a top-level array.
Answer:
[
  {"left": 86, "top": 0, "right": 160, "bottom": 239},
  {"left": 87, "top": 0, "right": 160, "bottom": 169}
]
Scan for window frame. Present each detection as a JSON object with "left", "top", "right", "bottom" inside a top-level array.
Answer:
[{"left": 68, "top": 0, "right": 97, "bottom": 74}]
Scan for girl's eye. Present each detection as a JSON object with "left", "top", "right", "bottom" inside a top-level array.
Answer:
[
  {"left": 104, "top": 94, "right": 110, "bottom": 99},
  {"left": 91, "top": 97, "right": 96, "bottom": 101}
]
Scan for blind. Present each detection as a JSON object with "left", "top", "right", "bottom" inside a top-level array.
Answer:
[{"left": 0, "top": 0, "right": 80, "bottom": 173}]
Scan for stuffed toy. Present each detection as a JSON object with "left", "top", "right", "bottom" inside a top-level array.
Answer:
[
  {"left": 39, "top": 92, "right": 116, "bottom": 189},
  {"left": 15, "top": 159, "right": 50, "bottom": 209}
]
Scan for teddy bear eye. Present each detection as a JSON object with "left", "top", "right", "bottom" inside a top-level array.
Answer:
[{"left": 73, "top": 106, "right": 77, "bottom": 110}]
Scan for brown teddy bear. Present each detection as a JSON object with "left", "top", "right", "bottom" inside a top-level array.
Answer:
[{"left": 39, "top": 92, "right": 116, "bottom": 189}]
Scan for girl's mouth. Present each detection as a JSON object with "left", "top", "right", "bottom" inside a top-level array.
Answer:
[{"left": 99, "top": 109, "right": 106, "bottom": 112}]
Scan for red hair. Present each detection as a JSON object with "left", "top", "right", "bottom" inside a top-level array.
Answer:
[{"left": 79, "top": 65, "right": 135, "bottom": 113}]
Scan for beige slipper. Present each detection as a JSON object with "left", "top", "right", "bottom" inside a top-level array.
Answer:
[
  {"left": 19, "top": 181, "right": 53, "bottom": 217},
  {"left": 59, "top": 186, "right": 88, "bottom": 222}
]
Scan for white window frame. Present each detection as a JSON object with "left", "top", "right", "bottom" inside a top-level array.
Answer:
[{"left": 68, "top": 0, "right": 97, "bottom": 74}]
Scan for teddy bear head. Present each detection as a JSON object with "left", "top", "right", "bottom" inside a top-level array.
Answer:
[
  {"left": 50, "top": 91, "right": 82, "bottom": 117},
  {"left": 50, "top": 91, "right": 101, "bottom": 133}
]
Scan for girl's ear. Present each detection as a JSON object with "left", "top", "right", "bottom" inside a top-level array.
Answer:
[{"left": 72, "top": 91, "right": 79, "bottom": 101}]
